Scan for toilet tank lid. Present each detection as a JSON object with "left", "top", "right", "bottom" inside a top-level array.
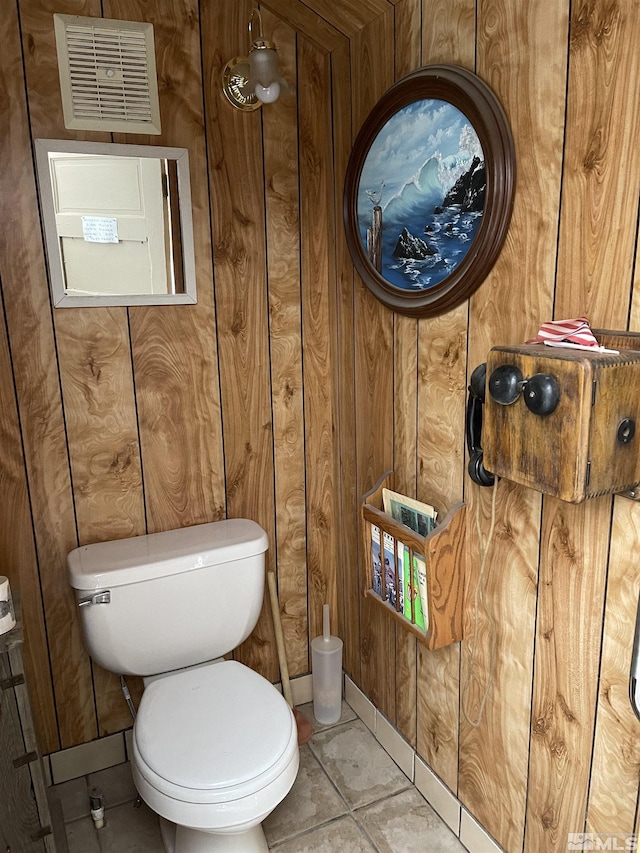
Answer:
[{"left": 68, "top": 519, "right": 269, "bottom": 590}]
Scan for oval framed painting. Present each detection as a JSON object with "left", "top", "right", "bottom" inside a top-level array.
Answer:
[{"left": 343, "top": 65, "right": 516, "bottom": 317}]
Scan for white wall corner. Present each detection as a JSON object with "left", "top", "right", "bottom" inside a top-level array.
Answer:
[
  {"left": 414, "top": 756, "right": 460, "bottom": 836},
  {"left": 344, "top": 675, "right": 376, "bottom": 733},
  {"left": 375, "top": 711, "right": 415, "bottom": 781},
  {"left": 460, "top": 807, "right": 506, "bottom": 853}
]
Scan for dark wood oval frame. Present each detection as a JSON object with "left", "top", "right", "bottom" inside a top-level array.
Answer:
[{"left": 343, "top": 65, "right": 516, "bottom": 318}]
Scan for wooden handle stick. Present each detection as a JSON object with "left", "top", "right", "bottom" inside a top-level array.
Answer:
[{"left": 267, "top": 570, "right": 293, "bottom": 708}]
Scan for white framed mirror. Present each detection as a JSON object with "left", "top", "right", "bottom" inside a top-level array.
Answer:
[{"left": 34, "top": 139, "right": 197, "bottom": 307}]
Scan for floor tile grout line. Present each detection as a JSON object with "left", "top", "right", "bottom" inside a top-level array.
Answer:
[
  {"left": 269, "top": 775, "right": 416, "bottom": 851},
  {"left": 269, "top": 814, "right": 379, "bottom": 852},
  {"left": 269, "top": 721, "right": 416, "bottom": 850},
  {"left": 65, "top": 719, "right": 413, "bottom": 850},
  {"left": 59, "top": 700, "right": 461, "bottom": 853}
]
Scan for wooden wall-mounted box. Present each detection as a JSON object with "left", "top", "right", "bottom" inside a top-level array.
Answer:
[
  {"left": 360, "top": 471, "right": 465, "bottom": 650},
  {"left": 483, "top": 343, "right": 640, "bottom": 503}
]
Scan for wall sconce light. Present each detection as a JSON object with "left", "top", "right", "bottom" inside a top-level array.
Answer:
[{"left": 222, "top": 10, "right": 288, "bottom": 112}]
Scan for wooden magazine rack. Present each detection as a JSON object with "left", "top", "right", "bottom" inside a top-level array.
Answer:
[{"left": 360, "top": 471, "right": 466, "bottom": 650}]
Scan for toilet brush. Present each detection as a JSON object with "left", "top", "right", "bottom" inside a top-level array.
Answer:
[{"left": 267, "top": 571, "right": 313, "bottom": 746}]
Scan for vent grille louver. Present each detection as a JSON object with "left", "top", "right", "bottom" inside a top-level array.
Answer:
[{"left": 54, "top": 15, "right": 161, "bottom": 134}]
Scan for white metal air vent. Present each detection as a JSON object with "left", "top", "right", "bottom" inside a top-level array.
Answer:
[{"left": 54, "top": 14, "right": 161, "bottom": 134}]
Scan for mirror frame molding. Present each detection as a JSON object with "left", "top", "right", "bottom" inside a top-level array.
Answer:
[{"left": 34, "top": 138, "right": 197, "bottom": 308}]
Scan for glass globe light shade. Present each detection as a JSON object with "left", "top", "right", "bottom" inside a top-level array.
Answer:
[
  {"left": 248, "top": 46, "right": 282, "bottom": 103},
  {"left": 255, "top": 80, "right": 281, "bottom": 103}
]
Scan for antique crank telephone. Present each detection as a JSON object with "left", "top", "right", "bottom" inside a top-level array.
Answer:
[
  {"left": 466, "top": 360, "right": 560, "bottom": 488},
  {"left": 466, "top": 342, "right": 640, "bottom": 503},
  {"left": 467, "top": 336, "right": 640, "bottom": 725},
  {"left": 465, "top": 362, "right": 494, "bottom": 488}
]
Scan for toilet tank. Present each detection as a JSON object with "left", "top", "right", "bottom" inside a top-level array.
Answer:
[{"left": 67, "top": 519, "right": 269, "bottom": 676}]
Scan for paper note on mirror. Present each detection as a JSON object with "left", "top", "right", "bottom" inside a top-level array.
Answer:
[{"left": 81, "top": 216, "right": 119, "bottom": 244}]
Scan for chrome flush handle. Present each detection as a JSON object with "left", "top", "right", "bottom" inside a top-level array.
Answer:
[{"left": 78, "top": 591, "right": 111, "bottom": 607}]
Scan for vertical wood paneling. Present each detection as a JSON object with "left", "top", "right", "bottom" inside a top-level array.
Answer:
[
  {"left": 262, "top": 0, "right": 345, "bottom": 53},
  {"left": 460, "top": 1, "right": 568, "bottom": 848},
  {"left": 525, "top": 1, "right": 640, "bottom": 849},
  {"left": 631, "top": 202, "right": 640, "bottom": 331},
  {"left": 0, "top": 288, "right": 58, "bottom": 752},
  {"left": 525, "top": 499, "right": 610, "bottom": 852},
  {"left": 556, "top": 0, "right": 640, "bottom": 323},
  {"left": 460, "top": 482, "right": 541, "bottom": 852},
  {"left": 111, "top": 0, "right": 227, "bottom": 535},
  {"left": 352, "top": 10, "right": 397, "bottom": 720},
  {"left": 414, "top": 0, "right": 475, "bottom": 794},
  {"left": 421, "top": 0, "right": 476, "bottom": 65},
  {"left": 57, "top": 305, "right": 146, "bottom": 735},
  {"left": 355, "top": 280, "right": 397, "bottom": 718},
  {"left": 391, "top": 0, "right": 422, "bottom": 747},
  {"left": 202, "top": 0, "right": 278, "bottom": 681},
  {"left": 5, "top": 6, "right": 640, "bottom": 851},
  {"left": 393, "top": 310, "right": 418, "bottom": 745},
  {"left": 298, "top": 36, "right": 340, "bottom": 644},
  {"left": 0, "top": 9, "right": 62, "bottom": 753},
  {"left": 389, "top": 0, "right": 421, "bottom": 80},
  {"left": 22, "top": 0, "right": 148, "bottom": 740},
  {"left": 262, "top": 11, "right": 308, "bottom": 676},
  {"left": 59, "top": 310, "right": 144, "bottom": 547},
  {"left": 415, "top": 305, "right": 467, "bottom": 790},
  {"left": 586, "top": 498, "right": 640, "bottom": 836},
  {"left": 105, "top": 0, "right": 228, "bottom": 734},
  {"left": 416, "top": 309, "right": 467, "bottom": 516},
  {"left": 297, "top": 0, "right": 393, "bottom": 37},
  {"left": 8, "top": 0, "right": 103, "bottom": 750},
  {"left": 329, "top": 33, "right": 360, "bottom": 674},
  {"left": 31, "top": 0, "right": 144, "bottom": 741}
]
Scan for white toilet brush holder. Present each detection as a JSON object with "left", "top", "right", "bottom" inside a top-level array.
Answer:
[{"left": 311, "top": 605, "right": 343, "bottom": 724}]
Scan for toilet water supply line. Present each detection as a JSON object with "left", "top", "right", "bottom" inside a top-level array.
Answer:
[
  {"left": 121, "top": 675, "right": 137, "bottom": 720},
  {"left": 120, "top": 676, "right": 145, "bottom": 811}
]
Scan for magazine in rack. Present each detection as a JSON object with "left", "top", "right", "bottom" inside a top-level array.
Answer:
[
  {"left": 382, "top": 488, "right": 437, "bottom": 536},
  {"left": 361, "top": 471, "right": 466, "bottom": 650},
  {"left": 367, "top": 489, "right": 437, "bottom": 629}
]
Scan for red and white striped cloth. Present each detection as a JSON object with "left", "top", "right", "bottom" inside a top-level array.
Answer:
[{"left": 526, "top": 318, "right": 608, "bottom": 351}]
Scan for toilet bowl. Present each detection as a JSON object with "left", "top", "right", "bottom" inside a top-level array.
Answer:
[
  {"left": 131, "top": 660, "right": 299, "bottom": 851},
  {"left": 67, "top": 519, "right": 300, "bottom": 853}
]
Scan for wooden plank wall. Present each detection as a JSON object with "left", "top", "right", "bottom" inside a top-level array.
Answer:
[
  {"left": 337, "top": 1, "right": 640, "bottom": 852},
  {"left": 2, "top": 0, "right": 640, "bottom": 851},
  {"left": 0, "top": 0, "right": 342, "bottom": 753}
]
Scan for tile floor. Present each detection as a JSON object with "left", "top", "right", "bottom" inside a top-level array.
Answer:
[{"left": 49, "top": 701, "right": 467, "bottom": 853}]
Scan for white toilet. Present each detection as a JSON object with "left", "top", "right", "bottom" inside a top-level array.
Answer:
[{"left": 68, "top": 519, "right": 299, "bottom": 853}]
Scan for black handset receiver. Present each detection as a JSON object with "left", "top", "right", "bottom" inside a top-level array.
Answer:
[{"left": 466, "top": 362, "right": 495, "bottom": 487}]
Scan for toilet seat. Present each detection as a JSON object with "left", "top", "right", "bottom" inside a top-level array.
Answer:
[{"left": 133, "top": 660, "right": 298, "bottom": 806}]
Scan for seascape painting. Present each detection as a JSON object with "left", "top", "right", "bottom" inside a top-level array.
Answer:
[{"left": 357, "top": 99, "right": 485, "bottom": 291}]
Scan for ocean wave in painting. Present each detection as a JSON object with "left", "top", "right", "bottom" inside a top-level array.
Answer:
[{"left": 358, "top": 100, "right": 484, "bottom": 291}]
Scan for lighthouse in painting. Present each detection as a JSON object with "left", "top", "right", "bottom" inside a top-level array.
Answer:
[{"left": 365, "top": 184, "right": 384, "bottom": 271}]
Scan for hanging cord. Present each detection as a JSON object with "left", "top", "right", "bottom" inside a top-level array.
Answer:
[{"left": 461, "top": 476, "right": 499, "bottom": 728}]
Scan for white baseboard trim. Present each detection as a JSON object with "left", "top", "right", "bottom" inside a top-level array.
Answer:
[
  {"left": 343, "top": 675, "right": 506, "bottom": 853},
  {"left": 47, "top": 731, "right": 127, "bottom": 786}
]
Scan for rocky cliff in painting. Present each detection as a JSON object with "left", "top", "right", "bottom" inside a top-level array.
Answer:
[
  {"left": 440, "top": 155, "right": 486, "bottom": 213},
  {"left": 385, "top": 156, "right": 486, "bottom": 262},
  {"left": 393, "top": 227, "right": 435, "bottom": 260}
]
